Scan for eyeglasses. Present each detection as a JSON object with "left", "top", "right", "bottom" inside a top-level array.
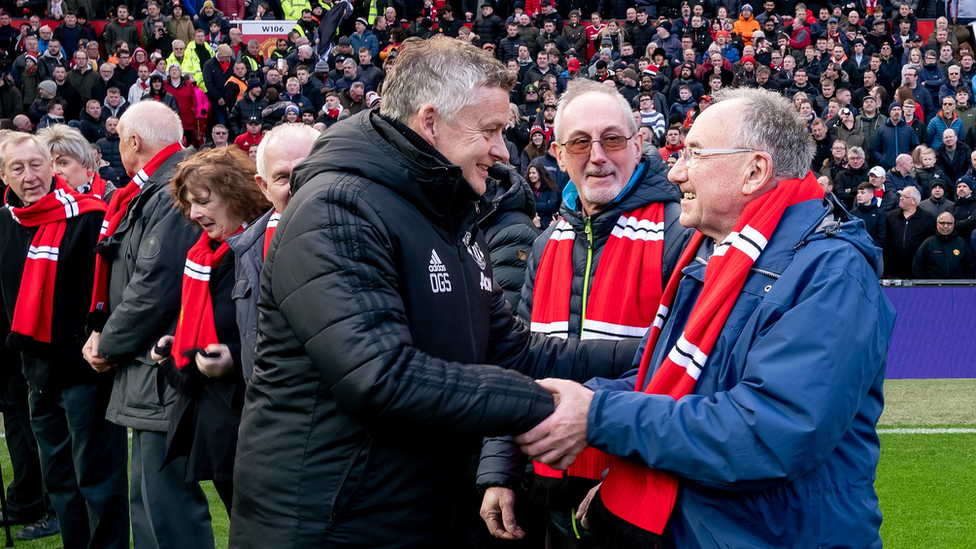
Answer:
[
  {"left": 559, "top": 132, "right": 636, "bottom": 155},
  {"left": 681, "top": 147, "right": 756, "bottom": 167}
]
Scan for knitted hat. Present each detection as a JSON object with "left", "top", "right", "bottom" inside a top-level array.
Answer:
[
  {"left": 889, "top": 102, "right": 902, "bottom": 114},
  {"left": 246, "top": 77, "right": 262, "bottom": 91},
  {"left": 622, "top": 67, "right": 637, "bottom": 81},
  {"left": 38, "top": 80, "right": 57, "bottom": 96},
  {"left": 930, "top": 180, "right": 948, "bottom": 192},
  {"left": 529, "top": 124, "right": 545, "bottom": 137},
  {"left": 285, "top": 104, "right": 300, "bottom": 117},
  {"left": 356, "top": 17, "right": 369, "bottom": 26},
  {"left": 366, "top": 91, "right": 381, "bottom": 108},
  {"left": 202, "top": 0, "right": 214, "bottom": 8},
  {"left": 742, "top": 3, "right": 753, "bottom": 12},
  {"left": 216, "top": 44, "right": 233, "bottom": 58},
  {"left": 658, "top": 20, "right": 672, "bottom": 33}
]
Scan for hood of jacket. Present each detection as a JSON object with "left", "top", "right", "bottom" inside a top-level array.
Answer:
[
  {"left": 478, "top": 162, "right": 536, "bottom": 226},
  {"left": 290, "top": 109, "right": 480, "bottom": 238},
  {"left": 748, "top": 192, "right": 883, "bottom": 278}
]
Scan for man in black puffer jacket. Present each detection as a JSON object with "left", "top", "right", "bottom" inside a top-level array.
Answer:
[{"left": 230, "top": 37, "right": 638, "bottom": 549}]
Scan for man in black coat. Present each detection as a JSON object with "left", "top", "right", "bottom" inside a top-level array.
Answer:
[
  {"left": 0, "top": 133, "right": 128, "bottom": 547},
  {"left": 81, "top": 102, "right": 212, "bottom": 549},
  {"left": 884, "top": 186, "right": 936, "bottom": 278},
  {"left": 952, "top": 178, "right": 976, "bottom": 243},
  {"left": 230, "top": 37, "right": 637, "bottom": 549},
  {"left": 912, "top": 212, "right": 975, "bottom": 278},
  {"left": 851, "top": 181, "right": 887, "bottom": 248}
]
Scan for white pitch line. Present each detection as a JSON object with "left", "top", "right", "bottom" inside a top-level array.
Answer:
[{"left": 879, "top": 428, "right": 976, "bottom": 434}]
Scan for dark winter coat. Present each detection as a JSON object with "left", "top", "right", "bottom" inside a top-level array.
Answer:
[
  {"left": 951, "top": 192, "right": 976, "bottom": 242},
  {"left": 477, "top": 164, "right": 541, "bottom": 310},
  {"left": 851, "top": 201, "right": 887, "bottom": 248},
  {"left": 0, "top": 182, "right": 111, "bottom": 390},
  {"left": 97, "top": 147, "right": 202, "bottom": 432},
  {"left": 935, "top": 143, "right": 972, "bottom": 185},
  {"left": 911, "top": 232, "right": 975, "bottom": 278},
  {"left": 884, "top": 208, "right": 936, "bottom": 278},
  {"left": 160, "top": 248, "right": 244, "bottom": 483},
  {"left": 229, "top": 110, "right": 637, "bottom": 548}
]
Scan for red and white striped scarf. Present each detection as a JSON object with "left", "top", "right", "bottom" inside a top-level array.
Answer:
[
  {"left": 89, "top": 142, "right": 184, "bottom": 321},
  {"left": 5, "top": 177, "right": 107, "bottom": 343},
  {"left": 531, "top": 203, "right": 666, "bottom": 484},
  {"left": 171, "top": 232, "right": 235, "bottom": 369},
  {"left": 263, "top": 210, "right": 280, "bottom": 260},
  {"left": 596, "top": 172, "right": 824, "bottom": 537}
]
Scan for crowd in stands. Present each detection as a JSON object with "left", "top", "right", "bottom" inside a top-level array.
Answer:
[{"left": 0, "top": 0, "right": 974, "bottom": 278}]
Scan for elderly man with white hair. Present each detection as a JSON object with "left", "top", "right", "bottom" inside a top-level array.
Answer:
[
  {"left": 230, "top": 36, "right": 637, "bottom": 549},
  {"left": 884, "top": 184, "right": 936, "bottom": 278},
  {"left": 81, "top": 101, "right": 213, "bottom": 549},
  {"left": 225, "top": 123, "right": 320, "bottom": 382}
]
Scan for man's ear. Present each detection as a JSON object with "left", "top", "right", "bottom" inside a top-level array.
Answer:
[
  {"left": 410, "top": 103, "right": 438, "bottom": 147},
  {"left": 741, "top": 151, "right": 774, "bottom": 196}
]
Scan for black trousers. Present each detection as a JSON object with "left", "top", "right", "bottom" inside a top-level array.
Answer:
[
  {"left": 27, "top": 372, "right": 129, "bottom": 549},
  {"left": 0, "top": 365, "right": 48, "bottom": 523}
]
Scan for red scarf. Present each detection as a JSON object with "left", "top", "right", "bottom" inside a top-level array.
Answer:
[
  {"left": 172, "top": 232, "right": 236, "bottom": 369},
  {"left": 263, "top": 210, "right": 280, "bottom": 260},
  {"left": 531, "top": 203, "right": 666, "bottom": 484},
  {"left": 88, "top": 172, "right": 108, "bottom": 200},
  {"left": 6, "top": 177, "right": 107, "bottom": 343},
  {"left": 89, "top": 142, "right": 184, "bottom": 321},
  {"left": 595, "top": 172, "right": 824, "bottom": 538}
]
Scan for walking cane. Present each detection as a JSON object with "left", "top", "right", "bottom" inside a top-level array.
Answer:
[{"left": 0, "top": 465, "right": 12, "bottom": 546}]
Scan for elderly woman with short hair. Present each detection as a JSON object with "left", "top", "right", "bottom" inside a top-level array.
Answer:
[
  {"left": 37, "top": 125, "right": 115, "bottom": 202},
  {"left": 151, "top": 146, "right": 268, "bottom": 515}
]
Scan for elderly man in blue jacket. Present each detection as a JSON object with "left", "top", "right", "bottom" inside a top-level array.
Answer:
[{"left": 516, "top": 87, "right": 897, "bottom": 549}]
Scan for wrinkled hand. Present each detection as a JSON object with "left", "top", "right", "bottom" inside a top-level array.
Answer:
[
  {"left": 83, "top": 331, "right": 116, "bottom": 372},
  {"left": 151, "top": 335, "right": 173, "bottom": 363},
  {"left": 514, "top": 378, "right": 593, "bottom": 471},
  {"left": 577, "top": 482, "right": 601, "bottom": 530},
  {"left": 480, "top": 486, "right": 524, "bottom": 540},
  {"left": 196, "top": 343, "right": 233, "bottom": 378}
]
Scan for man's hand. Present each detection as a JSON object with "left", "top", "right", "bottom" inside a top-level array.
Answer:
[
  {"left": 196, "top": 343, "right": 234, "bottom": 378},
  {"left": 577, "top": 482, "right": 601, "bottom": 530},
  {"left": 151, "top": 335, "right": 173, "bottom": 363},
  {"left": 83, "top": 331, "right": 116, "bottom": 372},
  {"left": 480, "top": 486, "right": 524, "bottom": 540},
  {"left": 514, "top": 378, "right": 593, "bottom": 471}
]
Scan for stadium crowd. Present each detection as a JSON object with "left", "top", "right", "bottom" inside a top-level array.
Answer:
[{"left": 0, "top": 0, "right": 961, "bottom": 546}]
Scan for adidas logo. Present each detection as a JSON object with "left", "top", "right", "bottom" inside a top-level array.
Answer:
[
  {"left": 428, "top": 249, "right": 452, "bottom": 293},
  {"left": 429, "top": 249, "right": 447, "bottom": 273}
]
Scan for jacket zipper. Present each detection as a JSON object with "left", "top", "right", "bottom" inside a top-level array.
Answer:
[{"left": 579, "top": 218, "right": 594, "bottom": 338}]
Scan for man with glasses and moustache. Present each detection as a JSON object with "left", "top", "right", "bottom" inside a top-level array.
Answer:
[{"left": 479, "top": 79, "right": 691, "bottom": 547}]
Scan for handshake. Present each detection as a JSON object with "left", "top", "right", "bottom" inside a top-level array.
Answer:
[{"left": 480, "top": 378, "right": 597, "bottom": 540}]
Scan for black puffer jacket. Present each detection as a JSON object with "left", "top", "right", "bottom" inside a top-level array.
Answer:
[
  {"left": 230, "top": 110, "right": 637, "bottom": 549},
  {"left": 478, "top": 163, "right": 540, "bottom": 310}
]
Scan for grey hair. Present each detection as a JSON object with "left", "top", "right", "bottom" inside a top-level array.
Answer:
[
  {"left": 900, "top": 185, "right": 921, "bottom": 203},
  {"left": 848, "top": 146, "right": 865, "bottom": 158},
  {"left": 37, "top": 125, "right": 96, "bottom": 170},
  {"left": 255, "top": 123, "right": 320, "bottom": 180},
  {"left": 118, "top": 101, "right": 182, "bottom": 151},
  {"left": 0, "top": 133, "right": 51, "bottom": 174},
  {"left": 712, "top": 88, "right": 814, "bottom": 180},
  {"left": 172, "top": 39, "right": 185, "bottom": 49},
  {"left": 380, "top": 36, "right": 516, "bottom": 124},
  {"left": 553, "top": 79, "right": 636, "bottom": 143}
]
